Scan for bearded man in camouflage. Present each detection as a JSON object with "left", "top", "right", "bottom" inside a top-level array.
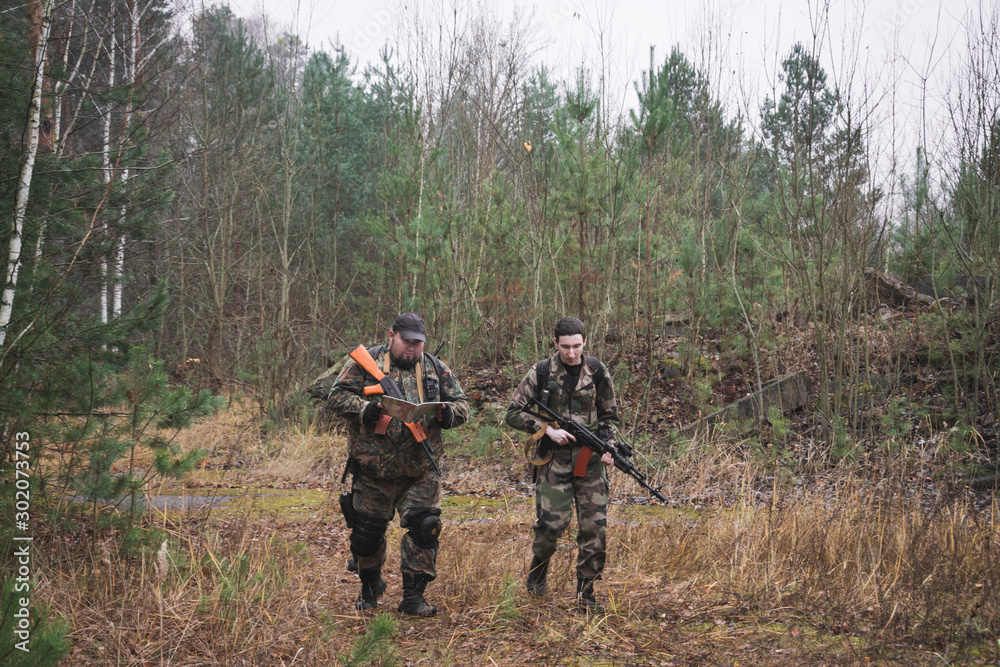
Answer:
[
  {"left": 506, "top": 316, "right": 618, "bottom": 613},
  {"left": 327, "top": 313, "right": 469, "bottom": 616}
]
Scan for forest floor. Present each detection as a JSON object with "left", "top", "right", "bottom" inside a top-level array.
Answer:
[
  {"left": 42, "top": 433, "right": 1000, "bottom": 666},
  {"left": 33, "top": 315, "right": 1000, "bottom": 665}
]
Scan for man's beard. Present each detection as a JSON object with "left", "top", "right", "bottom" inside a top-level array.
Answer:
[{"left": 391, "top": 351, "right": 419, "bottom": 370}]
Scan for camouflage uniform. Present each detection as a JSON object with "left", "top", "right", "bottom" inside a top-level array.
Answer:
[
  {"left": 506, "top": 354, "right": 619, "bottom": 581},
  {"left": 326, "top": 343, "right": 469, "bottom": 582}
]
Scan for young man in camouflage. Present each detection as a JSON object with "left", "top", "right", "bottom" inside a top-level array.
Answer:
[
  {"left": 505, "top": 316, "right": 619, "bottom": 612},
  {"left": 326, "top": 313, "right": 469, "bottom": 616}
]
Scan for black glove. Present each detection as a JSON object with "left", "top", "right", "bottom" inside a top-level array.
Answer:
[
  {"left": 362, "top": 401, "right": 383, "bottom": 426},
  {"left": 435, "top": 404, "right": 455, "bottom": 429}
]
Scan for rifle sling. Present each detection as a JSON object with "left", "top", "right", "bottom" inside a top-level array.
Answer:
[
  {"left": 415, "top": 359, "right": 425, "bottom": 403},
  {"left": 398, "top": 361, "right": 428, "bottom": 441},
  {"left": 523, "top": 422, "right": 555, "bottom": 465},
  {"left": 374, "top": 352, "right": 393, "bottom": 434}
]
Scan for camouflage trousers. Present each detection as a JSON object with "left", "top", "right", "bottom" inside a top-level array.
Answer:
[
  {"left": 351, "top": 470, "right": 442, "bottom": 579},
  {"left": 532, "top": 443, "right": 609, "bottom": 580}
]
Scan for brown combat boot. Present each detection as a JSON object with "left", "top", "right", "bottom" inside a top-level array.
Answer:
[
  {"left": 526, "top": 556, "right": 549, "bottom": 597},
  {"left": 354, "top": 569, "right": 387, "bottom": 610},
  {"left": 576, "top": 577, "right": 605, "bottom": 614},
  {"left": 397, "top": 573, "right": 437, "bottom": 617}
]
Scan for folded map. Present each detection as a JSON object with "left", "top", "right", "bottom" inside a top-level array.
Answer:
[{"left": 379, "top": 396, "right": 453, "bottom": 422}]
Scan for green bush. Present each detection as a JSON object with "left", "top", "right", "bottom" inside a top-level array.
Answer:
[{"left": 0, "top": 577, "right": 69, "bottom": 666}]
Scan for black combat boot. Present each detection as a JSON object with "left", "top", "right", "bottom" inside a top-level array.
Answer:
[
  {"left": 576, "top": 577, "right": 604, "bottom": 614},
  {"left": 397, "top": 573, "right": 437, "bottom": 617},
  {"left": 526, "top": 556, "right": 549, "bottom": 597},
  {"left": 354, "top": 568, "right": 387, "bottom": 610}
]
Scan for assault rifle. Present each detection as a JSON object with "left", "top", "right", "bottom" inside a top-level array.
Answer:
[{"left": 523, "top": 397, "right": 667, "bottom": 503}]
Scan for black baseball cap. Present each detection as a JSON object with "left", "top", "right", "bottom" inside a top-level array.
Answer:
[{"left": 392, "top": 312, "right": 426, "bottom": 342}]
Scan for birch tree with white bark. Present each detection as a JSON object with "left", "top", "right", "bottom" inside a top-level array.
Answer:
[{"left": 0, "top": 0, "right": 54, "bottom": 349}]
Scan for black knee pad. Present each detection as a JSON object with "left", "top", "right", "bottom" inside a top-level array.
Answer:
[
  {"left": 407, "top": 512, "right": 442, "bottom": 550},
  {"left": 350, "top": 513, "right": 388, "bottom": 557}
]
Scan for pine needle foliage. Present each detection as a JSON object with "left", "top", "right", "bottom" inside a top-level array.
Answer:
[{"left": 338, "top": 612, "right": 399, "bottom": 667}]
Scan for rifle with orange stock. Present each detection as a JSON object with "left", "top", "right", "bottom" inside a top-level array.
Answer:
[{"left": 348, "top": 345, "right": 441, "bottom": 477}]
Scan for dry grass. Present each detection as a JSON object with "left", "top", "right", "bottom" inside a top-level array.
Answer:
[{"left": 30, "top": 407, "right": 1000, "bottom": 665}]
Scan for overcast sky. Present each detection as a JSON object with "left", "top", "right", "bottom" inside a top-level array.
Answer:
[
  {"left": 230, "top": 0, "right": 962, "bottom": 67},
  {"left": 220, "top": 0, "right": 985, "bottom": 192}
]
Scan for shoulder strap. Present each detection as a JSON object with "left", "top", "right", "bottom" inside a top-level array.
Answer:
[
  {"left": 423, "top": 352, "right": 445, "bottom": 381},
  {"left": 420, "top": 352, "right": 446, "bottom": 402},
  {"left": 585, "top": 356, "right": 604, "bottom": 389},
  {"left": 534, "top": 358, "right": 551, "bottom": 401},
  {"left": 367, "top": 343, "right": 387, "bottom": 361}
]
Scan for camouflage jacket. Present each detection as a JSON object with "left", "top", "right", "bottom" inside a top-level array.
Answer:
[
  {"left": 505, "top": 354, "right": 619, "bottom": 437},
  {"left": 326, "top": 344, "right": 470, "bottom": 479}
]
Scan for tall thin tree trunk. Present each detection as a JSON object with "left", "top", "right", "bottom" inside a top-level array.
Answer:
[
  {"left": 179, "top": 238, "right": 188, "bottom": 362},
  {"left": 0, "top": 0, "right": 54, "bottom": 349},
  {"left": 113, "top": 0, "right": 139, "bottom": 319},
  {"left": 278, "top": 154, "right": 293, "bottom": 335},
  {"left": 56, "top": 0, "right": 106, "bottom": 159},
  {"left": 50, "top": 0, "right": 76, "bottom": 153},
  {"left": 100, "top": 0, "right": 116, "bottom": 325},
  {"left": 412, "top": 143, "right": 425, "bottom": 303}
]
